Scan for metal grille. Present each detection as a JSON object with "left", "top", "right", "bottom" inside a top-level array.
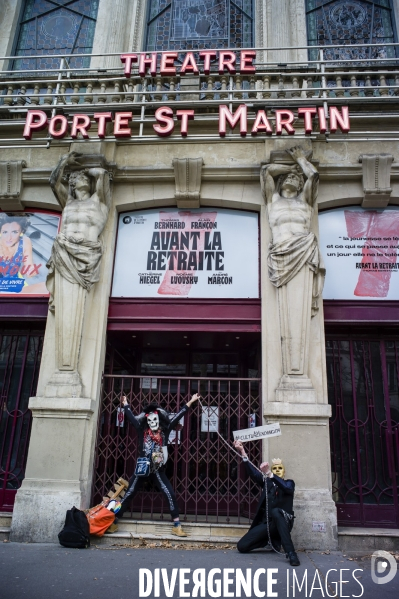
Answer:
[
  {"left": 0, "top": 330, "right": 43, "bottom": 511},
  {"left": 92, "top": 374, "right": 262, "bottom": 523},
  {"left": 327, "top": 337, "right": 399, "bottom": 527}
]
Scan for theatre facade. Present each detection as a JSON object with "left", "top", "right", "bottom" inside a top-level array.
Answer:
[{"left": 0, "top": 0, "right": 398, "bottom": 548}]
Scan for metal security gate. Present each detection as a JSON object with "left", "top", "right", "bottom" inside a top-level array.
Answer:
[
  {"left": 0, "top": 329, "right": 44, "bottom": 511},
  {"left": 327, "top": 336, "right": 399, "bottom": 528},
  {"left": 92, "top": 374, "right": 262, "bottom": 523}
]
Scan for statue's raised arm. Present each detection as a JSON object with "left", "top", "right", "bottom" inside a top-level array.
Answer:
[
  {"left": 260, "top": 162, "right": 299, "bottom": 205},
  {"left": 49, "top": 152, "right": 83, "bottom": 209},
  {"left": 86, "top": 167, "right": 112, "bottom": 212},
  {"left": 285, "top": 146, "right": 319, "bottom": 208}
]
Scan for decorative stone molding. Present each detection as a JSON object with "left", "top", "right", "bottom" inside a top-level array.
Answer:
[
  {"left": 359, "top": 153, "right": 394, "bottom": 208},
  {"left": 0, "top": 160, "right": 27, "bottom": 210},
  {"left": 173, "top": 157, "right": 203, "bottom": 208}
]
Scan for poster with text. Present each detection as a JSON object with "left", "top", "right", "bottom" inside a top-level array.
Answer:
[
  {"left": 112, "top": 208, "right": 259, "bottom": 298},
  {"left": 319, "top": 206, "right": 399, "bottom": 300},
  {"left": 0, "top": 211, "right": 60, "bottom": 296}
]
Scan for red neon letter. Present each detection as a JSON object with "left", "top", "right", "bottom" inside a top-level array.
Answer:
[
  {"left": 23, "top": 110, "right": 48, "bottom": 140},
  {"left": 71, "top": 114, "right": 91, "bottom": 139},
  {"left": 298, "top": 107, "right": 317, "bottom": 134},
  {"left": 120, "top": 53, "right": 138, "bottom": 77},
  {"left": 113, "top": 112, "right": 132, "bottom": 138},
  {"left": 160, "top": 52, "right": 178, "bottom": 76},
  {"left": 219, "top": 105, "right": 247, "bottom": 137},
  {"left": 218, "top": 51, "right": 236, "bottom": 75},
  {"left": 240, "top": 50, "right": 256, "bottom": 74},
  {"left": 180, "top": 52, "right": 199, "bottom": 75},
  {"left": 317, "top": 107, "right": 327, "bottom": 134},
  {"left": 153, "top": 107, "right": 175, "bottom": 137},
  {"left": 94, "top": 112, "right": 112, "bottom": 138},
  {"left": 199, "top": 50, "right": 217, "bottom": 75},
  {"left": 275, "top": 109, "right": 295, "bottom": 135},
  {"left": 48, "top": 115, "right": 68, "bottom": 139},
  {"left": 176, "top": 110, "right": 194, "bottom": 137},
  {"left": 251, "top": 110, "right": 272, "bottom": 135},
  {"left": 139, "top": 53, "right": 157, "bottom": 77},
  {"left": 329, "top": 106, "right": 350, "bottom": 133}
]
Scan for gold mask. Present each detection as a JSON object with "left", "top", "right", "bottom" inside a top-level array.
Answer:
[{"left": 271, "top": 458, "right": 285, "bottom": 478}]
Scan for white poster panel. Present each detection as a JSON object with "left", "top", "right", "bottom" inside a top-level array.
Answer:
[
  {"left": 116, "top": 407, "right": 125, "bottom": 428},
  {"left": 168, "top": 415, "right": 184, "bottom": 444},
  {"left": 201, "top": 406, "right": 219, "bottom": 433},
  {"left": 112, "top": 208, "right": 259, "bottom": 298},
  {"left": 0, "top": 211, "right": 60, "bottom": 296},
  {"left": 141, "top": 377, "right": 157, "bottom": 389},
  {"left": 319, "top": 206, "right": 399, "bottom": 300}
]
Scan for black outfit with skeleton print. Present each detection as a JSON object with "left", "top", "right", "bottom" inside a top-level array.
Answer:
[{"left": 117, "top": 403, "right": 189, "bottom": 520}]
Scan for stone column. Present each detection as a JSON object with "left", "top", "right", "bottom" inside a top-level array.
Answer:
[
  {"left": 91, "top": 0, "right": 143, "bottom": 70},
  {"left": 260, "top": 141, "right": 338, "bottom": 550},
  {"left": 265, "top": 0, "right": 308, "bottom": 64},
  {"left": 10, "top": 153, "right": 117, "bottom": 543}
]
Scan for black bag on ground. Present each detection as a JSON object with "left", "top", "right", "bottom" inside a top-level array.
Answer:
[{"left": 58, "top": 506, "right": 90, "bottom": 548}]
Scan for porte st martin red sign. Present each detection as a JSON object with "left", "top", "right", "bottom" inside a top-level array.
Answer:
[{"left": 22, "top": 50, "right": 351, "bottom": 141}]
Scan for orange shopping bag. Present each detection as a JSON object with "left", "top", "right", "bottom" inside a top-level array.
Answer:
[{"left": 86, "top": 503, "right": 115, "bottom": 537}]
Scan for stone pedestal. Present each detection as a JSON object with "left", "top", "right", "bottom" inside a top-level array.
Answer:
[
  {"left": 263, "top": 404, "right": 338, "bottom": 550},
  {"left": 10, "top": 398, "right": 95, "bottom": 543}
]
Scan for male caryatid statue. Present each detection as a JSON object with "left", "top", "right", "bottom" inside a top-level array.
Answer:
[
  {"left": 261, "top": 147, "right": 325, "bottom": 390},
  {"left": 46, "top": 152, "right": 111, "bottom": 393}
]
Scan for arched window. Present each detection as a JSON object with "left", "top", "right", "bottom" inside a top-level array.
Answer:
[
  {"left": 13, "top": 0, "right": 100, "bottom": 71},
  {"left": 306, "top": 0, "right": 396, "bottom": 60},
  {"left": 146, "top": 0, "right": 254, "bottom": 52}
]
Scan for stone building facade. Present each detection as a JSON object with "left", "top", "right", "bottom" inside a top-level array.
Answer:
[{"left": 0, "top": 0, "right": 398, "bottom": 548}]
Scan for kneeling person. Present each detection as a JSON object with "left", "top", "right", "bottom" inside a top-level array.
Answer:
[{"left": 234, "top": 440, "right": 300, "bottom": 566}]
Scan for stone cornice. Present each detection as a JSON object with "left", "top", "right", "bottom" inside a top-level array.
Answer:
[{"left": 19, "top": 163, "right": 399, "bottom": 185}]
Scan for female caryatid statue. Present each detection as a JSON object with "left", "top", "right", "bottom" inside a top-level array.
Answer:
[{"left": 261, "top": 147, "right": 325, "bottom": 389}]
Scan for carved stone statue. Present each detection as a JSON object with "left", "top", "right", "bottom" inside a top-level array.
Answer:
[
  {"left": 47, "top": 152, "right": 111, "bottom": 310},
  {"left": 46, "top": 152, "right": 111, "bottom": 396},
  {"left": 261, "top": 147, "right": 325, "bottom": 391}
]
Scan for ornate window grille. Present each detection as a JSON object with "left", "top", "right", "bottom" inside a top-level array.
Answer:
[
  {"left": 306, "top": 0, "right": 397, "bottom": 60},
  {"left": 12, "top": 0, "right": 100, "bottom": 71},
  {"left": 145, "top": 0, "right": 254, "bottom": 52}
]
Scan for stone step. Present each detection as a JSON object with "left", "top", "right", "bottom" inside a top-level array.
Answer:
[
  {"left": 0, "top": 513, "right": 12, "bottom": 527},
  {"left": 338, "top": 527, "right": 399, "bottom": 555},
  {"left": 0, "top": 527, "right": 10, "bottom": 541},
  {"left": 95, "top": 518, "right": 246, "bottom": 547}
]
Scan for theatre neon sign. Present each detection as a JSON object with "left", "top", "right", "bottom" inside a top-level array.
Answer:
[{"left": 22, "top": 50, "right": 351, "bottom": 140}]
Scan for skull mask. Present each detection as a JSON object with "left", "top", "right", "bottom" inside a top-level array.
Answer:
[
  {"left": 271, "top": 458, "right": 285, "bottom": 478},
  {"left": 146, "top": 411, "right": 159, "bottom": 431}
]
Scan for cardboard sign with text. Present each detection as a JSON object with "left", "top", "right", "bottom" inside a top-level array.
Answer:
[{"left": 233, "top": 423, "right": 281, "bottom": 443}]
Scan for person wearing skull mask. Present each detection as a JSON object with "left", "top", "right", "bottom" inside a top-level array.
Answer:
[
  {"left": 233, "top": 440, "right": 300, "bottom": 566},
  {"left": 117, "top": 393, "right": 199, "bottom": 536}
]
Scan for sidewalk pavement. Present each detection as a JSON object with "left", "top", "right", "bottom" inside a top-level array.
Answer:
[{"left": 1, "top": 541, "right": 398, "bottom": 599}]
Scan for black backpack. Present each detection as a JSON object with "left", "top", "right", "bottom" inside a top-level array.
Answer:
[{"left": 58, "top": 506, "right": 90, "bottom": 548}]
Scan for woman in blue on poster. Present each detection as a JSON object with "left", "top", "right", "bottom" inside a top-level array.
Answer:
[{"left": 0, "top": 213, "right": 36, "bottom": 293}]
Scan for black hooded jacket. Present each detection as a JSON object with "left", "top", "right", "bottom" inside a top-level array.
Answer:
[{"left": 243, "top": 460, "right": 295, "bottom": 529}]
